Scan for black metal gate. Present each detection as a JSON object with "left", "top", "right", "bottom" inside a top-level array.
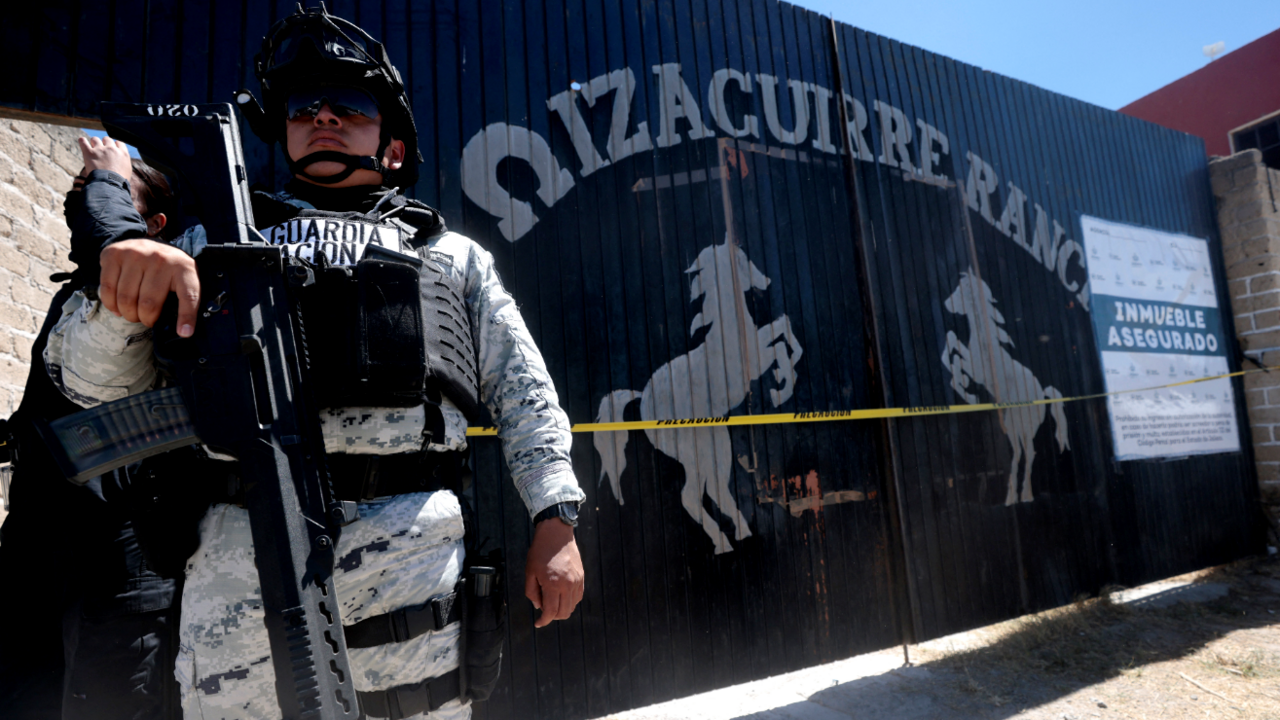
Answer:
[
  {"left": 834, "top": 25, "right": 1262, "bottom": 641},
  {"left": 1, "top": 1, "right": 1266, "bottom": 718}
]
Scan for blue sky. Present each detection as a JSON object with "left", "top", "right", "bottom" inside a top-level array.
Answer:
[
  {"left": 83, "top": 128, "right": 140, "bottom": 157},
  {"left": 796, "top": 0, "right": 1280, "bottom": 110}
]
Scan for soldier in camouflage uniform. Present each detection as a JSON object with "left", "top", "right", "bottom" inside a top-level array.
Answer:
[{"left": 43, "top": 8, "right": 585, "bottom": 720}]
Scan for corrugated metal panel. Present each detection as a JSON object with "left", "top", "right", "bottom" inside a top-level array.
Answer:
[
  {"left": 1, "top": 2, "right": 1265, "bottom": 718},
  {"left": 830, "top": 22, "right": 1262, "bottom": 644}
]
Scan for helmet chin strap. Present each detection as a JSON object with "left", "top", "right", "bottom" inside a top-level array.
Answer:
[{"left": 286, "top": 150, "right": 387, "bottom": 184}]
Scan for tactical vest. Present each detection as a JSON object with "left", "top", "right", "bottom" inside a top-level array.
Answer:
[{"left": 253, "top": 193, "right": 484, "bottom": 427}]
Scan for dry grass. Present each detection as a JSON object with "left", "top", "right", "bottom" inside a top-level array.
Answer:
[
  {"left": 1200, "top": 646, "right": 1274, "bottom": 679},
  {"left": 926, "top": 590, "right": 1140, "bottom": 681},
  {"left": 911, "top": 555, "right": 1280, "bottom": 718}
]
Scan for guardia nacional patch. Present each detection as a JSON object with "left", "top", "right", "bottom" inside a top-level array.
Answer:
[{"left": 260, "top": 217, "right": 407, "bottom": 266}]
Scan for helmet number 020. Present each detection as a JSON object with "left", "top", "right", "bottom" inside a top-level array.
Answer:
[{"left": 146, "top": 104, "right": 199, "bottom": 117}]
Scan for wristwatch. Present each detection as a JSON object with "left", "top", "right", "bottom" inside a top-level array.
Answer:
[{"left": 533, "top": 501, "right": 579, "bottom": 528}]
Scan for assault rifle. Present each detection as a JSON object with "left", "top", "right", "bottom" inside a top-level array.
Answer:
[{"left": 38, "top": 102, "right": 360, "bottom": 719}]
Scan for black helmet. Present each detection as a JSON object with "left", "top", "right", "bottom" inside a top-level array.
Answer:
[{"left": 242, "top": 3, "right": 420, "bottom": 187}]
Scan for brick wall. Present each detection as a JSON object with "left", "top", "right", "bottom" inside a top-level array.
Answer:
[
  {"left": 1211, "top": 148, "right": 1280, "bottom": 513},
  {"left": 0, "top": 120, "right": 81, "bottom": 526}
]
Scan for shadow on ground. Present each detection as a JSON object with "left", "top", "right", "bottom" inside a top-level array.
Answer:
[{"left": 733, "top": 555, "right": 1280, "bottom": 720}]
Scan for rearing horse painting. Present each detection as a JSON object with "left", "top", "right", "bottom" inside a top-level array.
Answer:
[
  {"left": 942, "top": 270, "right": 1070, "bottom": 505},
  {"left": 594, "top": 238, "right": 803, "bottom": 554}
]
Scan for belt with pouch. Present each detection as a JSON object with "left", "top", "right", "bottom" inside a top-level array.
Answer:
[{"left": 205, "top": 449, "right": 470, "bottom": 506}]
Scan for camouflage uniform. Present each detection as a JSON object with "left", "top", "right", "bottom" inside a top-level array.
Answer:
[{"left": 45, "top": 191, "right": 585, "bottom": 720}]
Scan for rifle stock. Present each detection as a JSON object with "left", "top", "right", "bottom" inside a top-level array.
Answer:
[{"left": 56, "top": 102, "right": 362, "bottom": 719}]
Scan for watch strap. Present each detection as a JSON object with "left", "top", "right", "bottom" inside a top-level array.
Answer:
[{"left": 533, "top": 502, "right": 578, "bottom": 527}]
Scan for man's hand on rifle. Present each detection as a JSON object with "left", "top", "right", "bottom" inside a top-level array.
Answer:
[
  {"left": 99, "top": 240, "right": 200, "bottom": 337},
  {"left": 525, "top": 518, "right": 584, "bottom": 628}
]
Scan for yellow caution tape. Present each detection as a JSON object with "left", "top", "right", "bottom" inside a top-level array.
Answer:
[{"left": 465, "top": 364, "right": 1274, "bottom": 437}]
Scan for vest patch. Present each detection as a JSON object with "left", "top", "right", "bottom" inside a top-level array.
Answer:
[
  {"left": 429, "top": 250, "right": 454, "bottom": 269},
  {"left": 260, "top": 217, "right": 406, "bottom": 266}
]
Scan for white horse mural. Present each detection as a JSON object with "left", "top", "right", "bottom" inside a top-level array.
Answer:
[
  {"left": 941, "top": 271, "right": 1070, "bottom": 505},
  {"left": 594, "top": 238, "right": 804, "bottom": 554}
]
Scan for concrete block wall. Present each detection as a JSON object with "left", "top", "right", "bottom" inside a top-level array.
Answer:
[
  {"left": 1211, "top": 148, "right": 1280, "bottom": 510},
  {"left": 0, "top": 119, "right": 81, "bottom": 526}
]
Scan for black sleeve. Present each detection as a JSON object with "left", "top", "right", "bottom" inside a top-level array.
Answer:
[
  {"left": 67, "top": 169, "right": 150, "bottom": 284},
  {"left": 251, "top": 189, "right": 301, "bottom": 229}
]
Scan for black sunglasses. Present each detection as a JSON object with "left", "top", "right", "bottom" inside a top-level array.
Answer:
[{"left": 285, "top": 86, "right": 381, "bottom": 121}]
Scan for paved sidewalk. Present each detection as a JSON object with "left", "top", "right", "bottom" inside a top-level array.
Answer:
[{"left": 594, "top": 646, "right": 949, "bottom": 720}]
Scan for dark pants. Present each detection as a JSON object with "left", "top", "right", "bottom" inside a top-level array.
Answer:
[
  {"left": 62, "top": 595, "right": 179, "bottom": 719},
  {"left": 0, "top": 480, "right": 180, "bottom": 720},
  {"left": 0, "top": 501, "right": 65, "bottom": 720}
]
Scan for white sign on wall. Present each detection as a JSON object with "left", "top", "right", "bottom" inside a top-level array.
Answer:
[{"left": 1082, "top": 215, "right": 1240, "bottom": 460}]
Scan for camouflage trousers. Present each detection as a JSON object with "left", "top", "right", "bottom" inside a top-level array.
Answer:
[{"left": 175, "top": 491, "right": 471, "bottom": 720}]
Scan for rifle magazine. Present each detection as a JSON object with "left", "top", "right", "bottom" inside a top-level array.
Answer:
[{"left": 44, "top": 387, "right": 197, "bottom": 483}]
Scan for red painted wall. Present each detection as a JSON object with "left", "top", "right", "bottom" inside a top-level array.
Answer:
[{"left": 1120, "top": 28, "right": 1280, "bottom": 156}]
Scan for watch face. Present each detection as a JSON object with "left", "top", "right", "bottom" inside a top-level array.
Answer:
[{"left": 558, "top": 502, "right": 579, "bottom": 526}]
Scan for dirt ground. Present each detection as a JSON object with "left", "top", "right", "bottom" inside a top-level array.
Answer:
[
  {"left": 606, "top": 552, "right": 1280, "bottom": 720},
  {"left": 901, "top": 554, "right": 1280, "bottom": 720}
]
